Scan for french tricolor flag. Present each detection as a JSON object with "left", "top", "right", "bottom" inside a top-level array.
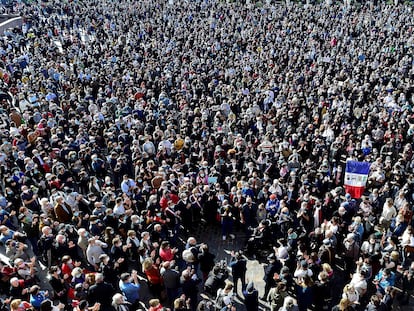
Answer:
[{"left": 344, "top": 160, "right": 371, "bottom": 199}]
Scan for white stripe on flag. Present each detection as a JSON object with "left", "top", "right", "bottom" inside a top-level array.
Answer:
[{"left": 344, "top": 172, "right": 369, "bottom": 187}]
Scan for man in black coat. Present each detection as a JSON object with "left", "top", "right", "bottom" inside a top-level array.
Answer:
[
  {"left": 229, "top": 251, "right": 247, "bottom": 295},
  {"left": 263, "top": 253, "right": 282, "bottom": 300},
  {"left": 87, "top": 273, "right": 115, "bottom": 311}
]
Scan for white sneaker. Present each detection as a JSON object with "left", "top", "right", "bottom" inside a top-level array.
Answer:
[
  {"left": 222, "top": 235, "right": 226, "bottom": 240},
  {"left": 229, "top": 234, "right": 235, "bottom": 239}
]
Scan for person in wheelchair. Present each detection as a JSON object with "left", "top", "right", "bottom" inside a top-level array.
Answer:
[{"left": 245, "top": 219, "right": 273, "bottom": 257}]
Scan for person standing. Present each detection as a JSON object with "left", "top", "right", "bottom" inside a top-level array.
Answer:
[
  {"left": 243, "top": 282, "right": 259, "bottom": 311},
  {"left": 160, "top": 261, "right": 180, "bottom": 305},
  {"left": 87, "top": 273, "right": 115, "bottom": 311},
  {"left": 267, "top": 282, "right": 288, "bottom": 311},
  {"left": 198, "top": 244, "right": 216, "bottom": 282},
  {"left": 220, "top": 200, "right": 235, "bottom": 240},
  {"left": 343, "top": 233, "right": 359, "bottom": 277},
  {"left": 86, "top": 237, "right": 108, "bottom": 271},
  {"left": 240, "top": 197, "right": 258, "bottom": 233},
  {"left": 119, "top": 271, "right": 141, "bottom": 310},
  {"left": 54, "top": 196, "right": 73, "bottom": 223},
  {"left": 229, "top": 251, "right": 247, "bottom": 295},
  {"left": 263, "top": 254, "right": 282, "bottom": 300}
]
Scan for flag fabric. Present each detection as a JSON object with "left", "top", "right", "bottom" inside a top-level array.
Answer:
[{"left": 344, "top": 160, "right": 371, "bottom": 199}]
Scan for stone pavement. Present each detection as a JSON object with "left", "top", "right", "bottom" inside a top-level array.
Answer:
[{"left": 191, "top": 224, "right": 269, "bottom": 310}]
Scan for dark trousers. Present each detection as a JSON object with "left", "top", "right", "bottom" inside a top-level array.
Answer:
[{"left": 233, "top": 273, "right": 246, "bottom": 295}]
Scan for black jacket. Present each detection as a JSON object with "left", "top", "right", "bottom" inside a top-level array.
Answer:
[{"left": 88, "top": 282, "right": 115, "bottom": 311}]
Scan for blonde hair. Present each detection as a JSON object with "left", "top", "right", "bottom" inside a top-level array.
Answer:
[
  {"left": 322, "top": 263, "right": 333, "bottom": 274},
  {"left": 173, "top": 297, "right": 185, "bottom": 309},
  {"left": 10, "top": 299, "right": 22, "bottom": 311},
  {"left": 142, "top": 258, "right": 154, "bottom": 272},
  {"left": 339, "top": 297, "right": 352, "bottom": 311}
]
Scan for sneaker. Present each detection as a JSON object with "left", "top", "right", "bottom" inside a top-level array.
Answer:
[
  {"left": 229, "top": 234, "right": 235, "bottom": 239},
  {"left": 222, "top": 235, "right": 226, "bottom": 240}
]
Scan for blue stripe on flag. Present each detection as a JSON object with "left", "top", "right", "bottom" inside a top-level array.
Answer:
[{"left": 345, "top": 160, "right": 371, "bottom": 175}]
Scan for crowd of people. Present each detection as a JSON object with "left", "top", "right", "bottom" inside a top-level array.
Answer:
[{"left": 0, "top": 0, "right": 413, "bottom": 310}]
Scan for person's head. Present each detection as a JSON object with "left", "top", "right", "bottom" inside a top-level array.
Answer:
[
  {"left": 370, "top": 294, "right": 380, "bottom": 306},
  {"left": 94, "top": 273, "right": 104, "bottom": 283},
  {"left": 30, "top": 285, "right": 40, "bottom": 295},
  {"left": 112, "top": 237, "right": 122, "bottom": 247},
  {"left": 39, "top": 300, "right": 55, "bottom": 311},
  {"left": 173, "top": 297, "right": 186, "bottom": 309},
  {"left": 77, "top": 300, "right": 89, "bottom": 311},
  {"left": 127, "top": 230, "right": 136, "bottom": 238},
  {"left": 48, "top": 266, "right": 60, "bottom": 276},
  {"left": 154, "top": 224, "right": 162, "bottom": 232},
  {"left": 10, "top": 277, "right": 20, "bottom": 287},
  {"left": 61, "top": 255, "right": 72, "bottom": 264},
  {"left": 71, "top": 267, "right": 83, "bottom": 279},
  {"left": 120, "top": 273, "right": 131, "bottom": 283},
  {"left": 318, "top": 271, "right": 328, "bottom": 283},
  {"left": 141, "top": 231, "right": 150, "bottom": 240},
  {"left": 112, "top": 293, "right": 125, "bottom": 306},
  {"left": 143, "top": 257, "right": 156, "bottom": 271},
  {"left": 344, "top": 283, "right": 355, "bottom": 293},
  {"left": 0, "top": 225, "right": 9, "bottom": 235},
  {"left": 224, "top": 283, "right": 233, "bottom": 292},
  {"left": 338, "top": 297, "right": 352, "bottom": 311},
  {"left": 283, "top": 297, "right": 296, "bottom": 309},
  {"left": 277, "top": 281, "right": 287, "bottom": 292},
  {"left": 160, "top": 241, "right": 170, "bottom": 250},
  {"left": 383, "top": 268, "right": 391, "bottom": 278},
  {"left": 187, "top": 237, "right": 197, "bottom": 246},
  {"left": 246, "top": 281, "right": 255, "bottom": 293},
  {"left": 11, "top": 299, "right": 33, "bottom": 311},
  {"left": 14, "top": 258, "right": 25, "bottom": 268},
  {"left": 149, "top": 299, "right": 160, "bottom": 308}
]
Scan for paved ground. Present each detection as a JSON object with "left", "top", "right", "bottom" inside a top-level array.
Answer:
[
  {"left": 2, "top": 224, "right": 413, "bottom": 310},
  {"left": 190, "top": 224, "right": 268, "bottom": 310}
]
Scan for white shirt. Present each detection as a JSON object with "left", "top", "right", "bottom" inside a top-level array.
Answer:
[
  {"left": 113, "top": 203, "right": 125, "bottom": 216},
  {"left": 294, "top": 268, "right": 313, "bottom": 279},
  {"left": 381, "top": 205, "right": 397, "bottom": 221}
]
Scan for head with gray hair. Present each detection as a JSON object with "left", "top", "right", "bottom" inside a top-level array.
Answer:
[
  {"left": 95, "top": 273, "right": 104, "bottom": 283},
  {"left": 112, "top": 293, "right": 125, "bottom": 306}
]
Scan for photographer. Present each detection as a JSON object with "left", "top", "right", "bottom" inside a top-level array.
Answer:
[{"left": 204, "top": 262, "right": 228, "bottom": 297}]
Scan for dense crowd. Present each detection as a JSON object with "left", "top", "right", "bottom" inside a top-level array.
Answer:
[{"left": 0, "top": 0, "right": 414, "bottom": 311}]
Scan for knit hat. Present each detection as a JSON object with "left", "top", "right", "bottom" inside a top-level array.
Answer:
[{"left": 246, "top": 281, "right": 255, "bottom": 293}]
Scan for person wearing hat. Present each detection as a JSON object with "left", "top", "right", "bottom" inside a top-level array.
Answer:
[
  {"left": 243, "top": 281, "right": 259, "bottom": 311},
  {"left": 318, "top": 239, "right": 334, "bottom": 266}
]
